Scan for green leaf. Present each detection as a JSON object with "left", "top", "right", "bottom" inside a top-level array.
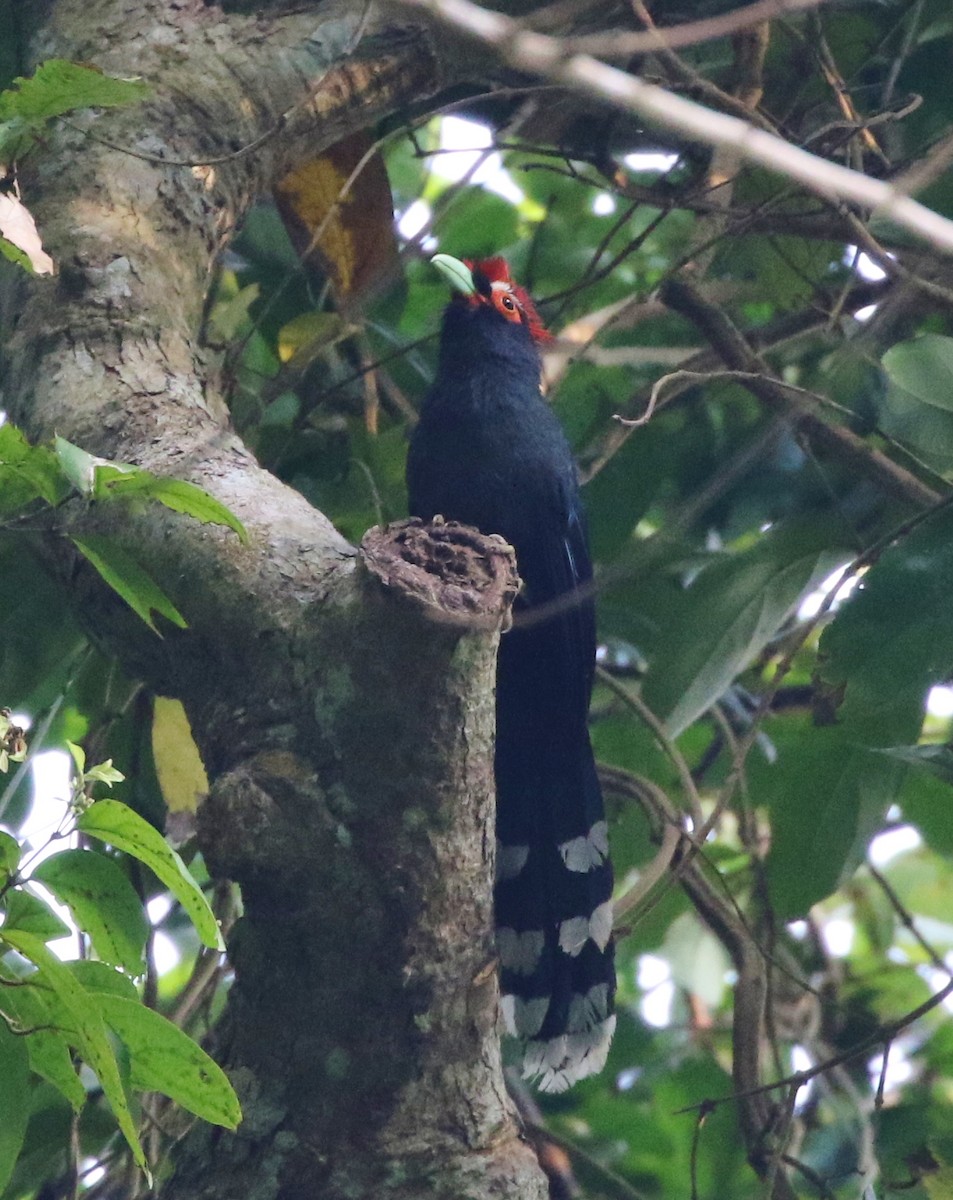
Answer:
[
  {"left": 85, "top": 759, "right": 125, "bottom": 788},
  {"left": 662, "top": 912, "right": 730, "bottom": 1008},
  {"left": 820, "top": 504, "right": 953, "bottom": 745},
  {"left": 0, "top": 1014, "right": 30, "bottom": 1194},
  {"left": 583, "top": 413, "right": 667, "bottom": 563},
  {"left": 134, "top": 479, "right": 247, "bottom": 542},
  {"left": 70, "top": 958, "right": 141, "bottom": 1002},
  {"left": 3, "top": 888, "right": 72, "bottom": 942},
  {"left": 923, "top": 1161, "right": 953, "bottom": 1200},
  {"left": 96, "top": 994, "right": 241, "bottom": 1129},
  {"left": 0, "top": 830, "right": 20, "bottom": 877},
  {"left": 32, "top": 850, "right": 147, "bottom": 975},
  {"left": 54, "top": 438, "right": 149, "bottom": 503},
  {"left": 762, "top": 730, "right": 907, "bottom": 917},
  {"left": 0, "top": 424, "right": 67, "bottom": 507},
  {"left": 277, "top": 310, "right": 355, "bottom": 364},
  {"left": 643, "top": 519, "right": 845, "bottom": 736},
  {"left": 209, "top": 281, "right": 260, "bottom": 342},
  {"left": 878, "top": 389, "right": 953, "bottom": 474},
  {"left": 882, "top": 848, "right": 953, "bottom": 927},
  {"left": 89, "top": 463, "right": 151, "bottom": 500},
  {"left": 53, "top": 436, "right": 100, "bottom": 496},
  {"left": 70, "top": 535, "right": 187, "bottom": 635},
  {"left": 879, "top": 335, "right": 953, "bottom": 470},
  {"left": 0, "top": 463, "right": 43, "bottom": 519},
  {"left": 899, "top": 767, "right": 953, "bottom": 857},
  {"left": 712, "top": 229, "right": 840, "bottom": 309},
  {"left": 66, "top": 739, "right": 86, "bottom": 776},
  {"left": 0, "top": 969, "right": 86, "bottom": 1111},
  {"left": 0, "top": 233, "right": 35, "bottom": 273},
  {"left": 26, "top": 1026, "right": 86, "bottom": 1112},
  {"left": 0, "top": 60, "right": 149, "bottom": 122},
  {"left": 77, "top": 800, "right": 224, "bottom": 951},
  {"left": 0, "top": 541, "right": 86, "bottom": 715},
  {"left": 882, "top": 334, "right": 953, "bottom": 413},
  {"left": 54, "top": 436, "right": 247, "bottom": 541},
  {"left": 0, "top": 928, "right": 149, "bottom": 1178},
  {"left": 877, "top": 743, "right": 953, "bottom": 783},
  {"left": 433, "top": 188, "right": 520, "bottom": 262},
  {"left": 92, "top": 470, "right": 246, "bottom": 540}
]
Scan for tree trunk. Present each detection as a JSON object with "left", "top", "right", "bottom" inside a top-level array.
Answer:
[{"left": 2, "top": 3, "right": 548, "bottom": 1195}]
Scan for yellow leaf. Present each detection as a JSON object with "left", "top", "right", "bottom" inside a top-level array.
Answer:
[
  {"left": 151, "top": 697, "right": 208, "bottom": 815},
  {"left": 274, "top": 132, "right": 398, "bottom": 308}
]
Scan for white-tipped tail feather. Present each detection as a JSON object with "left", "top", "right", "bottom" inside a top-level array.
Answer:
[
  {"left": 522, "top": 1014, "right": 617, "bottom": 1093},
  {"left": 504, "top": 982, "right": 616, "bottom": 1091}
]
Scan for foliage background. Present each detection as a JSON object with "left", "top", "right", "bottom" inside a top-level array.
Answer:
[{"left": 4, "top": 1, "right": 953, "bottom": 1197}]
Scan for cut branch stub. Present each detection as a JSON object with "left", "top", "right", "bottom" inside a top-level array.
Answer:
[{"left": 362, "top": 518, "right": 520, "bottom": 630}]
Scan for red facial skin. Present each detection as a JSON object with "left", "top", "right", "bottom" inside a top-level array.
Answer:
[{"left": 464, "top": 256, "right": 552, "bottom": 344}]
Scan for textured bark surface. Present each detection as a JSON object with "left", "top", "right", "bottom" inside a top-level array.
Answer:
[{"left": 1, "top": 3, "right": 548, "bottom": 1196}]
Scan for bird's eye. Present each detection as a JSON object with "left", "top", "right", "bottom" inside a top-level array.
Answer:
[{"left": 490, "top": 286, "right": 524, "bottom": 325}]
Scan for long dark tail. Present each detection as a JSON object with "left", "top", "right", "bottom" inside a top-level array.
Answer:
[{"left": 493, "top": 618, "right": 616, "bottom": 1092}]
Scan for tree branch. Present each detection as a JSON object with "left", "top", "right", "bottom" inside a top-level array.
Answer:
[
  {"left": 658, "top": 278, "right": 941, "bottom": 509},
  {"left": 398, "top": 0, "right": 953, "bottom": 255},
  {"left": 563, "top": 0, "right": 826, "bottom": 56},
  {"left": 1, "top": 5, "right": 545, "bottom": 1196}
]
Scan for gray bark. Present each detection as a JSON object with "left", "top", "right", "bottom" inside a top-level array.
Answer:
[{"left": 1, "top": 3, "right": 547, "bottom": 1196}]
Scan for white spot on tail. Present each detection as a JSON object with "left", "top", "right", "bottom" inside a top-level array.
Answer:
[
  {"left": 590, "top": 900, "right": 614, "bottom": 950},
  {"left": 558, "top": 820, "right": 609, "bottom": 872},
  {"left": 496, "top": 841, "right": 529, "bottom": 882},
  {"left": 567, "top": 982, "right": 611, "bottom": 1032},
  {"left": 497, "top": 927, "right": 545, "bottom": 976},
  {"left": 501, "top": 992, "right": 549, "bottom": 1038},
  {"left": 557, "top": 916, "right": 590, "bottom": 957},
  {"left": 558, "top": 900, "right": 614, "bottom": 956}
]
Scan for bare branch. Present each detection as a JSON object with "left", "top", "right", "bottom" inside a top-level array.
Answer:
[
  {"left": 400, "top": 0, "right": 953, "bottom": 255},
  {"left": 658, "top": 277, "right": 942, "bottom": 509},
  {"left": 543, "top": 0, "right": 826, "bottom": 57},
  {"left": 680, "top": 976, "right": 953, "bottom": 1114},
  {"left": 597, "top": 667, "right": 705, "bottom": 830}
]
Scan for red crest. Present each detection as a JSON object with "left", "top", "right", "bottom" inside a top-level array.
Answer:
[{"left": 466, "top": 257, "right": 551, "bottom": 344}]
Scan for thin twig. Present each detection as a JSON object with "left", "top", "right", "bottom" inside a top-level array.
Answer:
[
  {"left": 524, "top": 1120, "right": 652, "bottom": 1200},
  {"left": 615, "top": 368, "right": 857, "bottom": 428},
  {"left": 606, "top": 770, "right": 683, "bottom": 926},
  {"left": 868, "top": 862, "right": 953, "bottom": 975},
  {"left": 399, "top": 0, "right": 953, "bottom": 255},
  {"left": 677, "top": 975, "right": 953, "bottom": 1114},
  {"left": 762, "top": 1084, "right": 800, "bottom": 1200},
  {"left": 658, "top": 276, "right": 942, "bottom": 509},
  {"left": 628, "top": 0, "right": 777, "bottom": 134},
  {"left": 881, "top": 0, "right": 925, "bottom": 108},
  {"left": 560, "top": 0, "right": 826, "bottom": 58},
  {"left": 580, "top": 278, "right": 891, "bottom": 482},
  {"left": 597, "top": 666, "right": 706, "bottom": 830}
]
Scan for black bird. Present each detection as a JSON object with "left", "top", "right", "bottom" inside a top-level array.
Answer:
[{"left": 406, "top": 254, "right": 615, "bottom": 1091}]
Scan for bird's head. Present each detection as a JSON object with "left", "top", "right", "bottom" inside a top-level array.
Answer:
[{"left": 432, "top": 254, "right": 551, "bottom": 344}]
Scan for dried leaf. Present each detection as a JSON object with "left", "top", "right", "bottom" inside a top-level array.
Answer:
[
  {"left": 274, "top": 132, "right": 398, "bottom": 309},
  {"left": 0, "top": 191, "right": 53, "bottom": 275}
]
